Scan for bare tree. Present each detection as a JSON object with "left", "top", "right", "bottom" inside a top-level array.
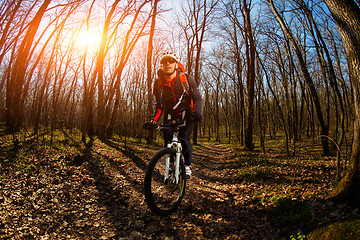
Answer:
[
  {"left": 222, "top": 0, "right": 256, "bottom": 149},
  {"left": 268, "top": 0, "right": 331, "bottom": 155},
  {"left": 81, "top": 0, "right": 97, "bottom": 142},
  {"left": 242, "top": 0, "right": 256, "bottom": 150},
  {"left": 179, "top": 0, "right": 218, "bottom": 144},
  {"left": 323, "top": 0, "right": 360, "bottom": 201},
  {"left": 0, "top": 0, "right": 22, "bottom": 66},
  {"left": 105, "top": 0, "right": 152, "bottom": 138},
  {"left": 221, "top": 2, "right": 246, "bottom": 145},
  {"left": 92, "top": 0, "right": 121, "bottom": 140},
  {"left": 145, "top": 0, "right": 159, "bottom": 144},
  {"left": 6, "top": 0, "right": 51, "bottom": 133},
  {"left": 32, "top": 2, "right": 84, "bottom": 135}
]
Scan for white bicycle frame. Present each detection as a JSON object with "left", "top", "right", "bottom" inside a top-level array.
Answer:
[{"left": 164, "top": 128, "right": 182, "bottom": 184}]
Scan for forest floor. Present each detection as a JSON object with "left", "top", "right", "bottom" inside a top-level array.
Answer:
[{"left": 1, "top": 130, "right": 359, "bottom": 239}]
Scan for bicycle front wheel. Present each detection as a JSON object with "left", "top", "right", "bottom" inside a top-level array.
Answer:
[{"left": 144, "top": 148, "right": 186, "bottom": 216}]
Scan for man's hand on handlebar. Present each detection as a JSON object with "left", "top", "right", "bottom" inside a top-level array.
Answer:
[{"left": 142, "top": 120, "right": 157, "bottom": 130}]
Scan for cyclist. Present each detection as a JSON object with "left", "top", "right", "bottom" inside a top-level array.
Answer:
[{"left": 143, "top": 52, "right": 202, "bottom": 178}]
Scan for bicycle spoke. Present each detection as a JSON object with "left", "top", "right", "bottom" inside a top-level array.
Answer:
[
  {"left": 144, "top": 148, "right": 186, "bottom": 216},
  {"left": 151, "top": 153, "right": 183, "bottom": 208}
]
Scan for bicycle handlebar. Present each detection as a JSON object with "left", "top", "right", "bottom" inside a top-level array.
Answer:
[
  {"left": 143, "top": 118, "right": 199, "bottom": 131},
  {"left": 158, "top": 119, "right": 187, "bottom": 130}
]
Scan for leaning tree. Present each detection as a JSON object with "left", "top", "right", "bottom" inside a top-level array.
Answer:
[{"left": 323, "top": 0, "right": 360, "bottom": 203}]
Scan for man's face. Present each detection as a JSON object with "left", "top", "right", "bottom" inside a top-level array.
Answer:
[{"left": 161, "top": 57, "right": 177, "bottom": 76}]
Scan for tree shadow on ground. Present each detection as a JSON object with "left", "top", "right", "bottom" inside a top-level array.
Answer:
[
  {"left": 52, "top": 133, "right": 145, "bottom": 238},
  {"left": 76, "top": 138, "right": 136, "bottom": 238},
  {"left": 180, "top": 144, "right": 340, "bottom": 239},
  {"left": 102, "top": 138, "right": 148, "bottom": 172},
  {"left": 2, "top": 129, "right": 350, "bottom": 239},
  {"left": 58, "top": 139, "right": 347, "bottom": 239}
]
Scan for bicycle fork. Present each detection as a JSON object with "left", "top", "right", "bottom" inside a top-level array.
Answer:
[{"left": 164, "top": 145, "right": 182, "bottom": 184}]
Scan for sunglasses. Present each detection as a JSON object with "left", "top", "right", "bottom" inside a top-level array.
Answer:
[{"left": 160, "top": 58, "right": 177, "bottom": 64}]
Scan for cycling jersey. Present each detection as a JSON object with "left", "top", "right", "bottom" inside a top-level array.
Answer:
[{"left": 152, "top": 69, "right": 202, "bottom": 123}]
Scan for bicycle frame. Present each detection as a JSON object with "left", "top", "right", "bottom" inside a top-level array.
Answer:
[
  {"left": 158, "top": 121, "right": 186, "bottom": 185},
  {"left": 164, "top": 130, "right": 182, "bottom": 184},
  {"left": 143, "top": 120, "right": 188, "bottom": 216}
]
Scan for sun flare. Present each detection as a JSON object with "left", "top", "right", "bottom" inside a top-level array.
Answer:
[{"left": 75, "top": 30, "right": 101, "bottom": 49}]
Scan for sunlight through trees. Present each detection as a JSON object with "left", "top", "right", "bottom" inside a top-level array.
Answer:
[{"left": 0, "top": 0, "right": 360, "bottom": 199}]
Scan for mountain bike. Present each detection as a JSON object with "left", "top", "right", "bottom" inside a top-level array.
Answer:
[{"left": 143, "top": 120, "right": 187, "bottom": 216}]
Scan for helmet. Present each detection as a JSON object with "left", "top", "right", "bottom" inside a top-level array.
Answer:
[{"left": 160, "top": 52, "right": 178, "bottom": 64}]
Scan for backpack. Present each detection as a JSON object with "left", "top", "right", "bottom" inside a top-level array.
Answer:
[
  {"left": 175, "top": 72, "right": 194, "bottom": 110},
  {"left": 177, "top": 62, "right": 190, "bottom": 94},
  {"left": 179, "top": 72, "right": 190, "bottom": 93}
]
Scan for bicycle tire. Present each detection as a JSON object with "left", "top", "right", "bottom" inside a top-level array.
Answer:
[{"left": 144, "top": 148, "right": 186, "bottom": 216}]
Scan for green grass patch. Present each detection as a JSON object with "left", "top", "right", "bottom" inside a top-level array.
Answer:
[
  {"left": 237, "top": 165, "right": 271, "bottom": 179},
  {"left": 307, "top": 218, "right": 360, "bottom": 240}
]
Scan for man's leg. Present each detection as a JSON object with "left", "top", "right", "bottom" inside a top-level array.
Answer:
[{"left": 179, "top": 124, "right": 192, "bottom": 178}]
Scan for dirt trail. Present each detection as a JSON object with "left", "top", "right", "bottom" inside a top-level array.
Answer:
[
  {"left": 123, "top": 143, "right": 278, "bottom": 239},
  {"left": 171, "top": 144, "right": 276, "bottom": 240},
  {"left": 2, "top": 141, "right": 340, "bottom": 240}
]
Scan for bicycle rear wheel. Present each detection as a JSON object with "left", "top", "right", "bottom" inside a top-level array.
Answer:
[{"left": 144, "top": 148, "right": 186, "bottom": 216}]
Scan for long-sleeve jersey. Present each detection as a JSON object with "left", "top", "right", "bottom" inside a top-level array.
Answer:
[{"left": 152, "top": 69, "right": 202, "bottom": 123}]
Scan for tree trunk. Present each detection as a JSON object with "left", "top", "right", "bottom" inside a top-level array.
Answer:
[
  {"left": 105, "top": 0, "right": 151, "bottom": 138},
  {"left": 95, "top": 0, "right": 121, "bottom": 140},
  {"left": 268, "top": 0, "right": 330, "bottom": 155},
  {"left": 81, "top": 0, "right": 96, "bottom": 143},
  {"left": 6, "top": 0, "right": 51, "bottom": 133},
  {"left": 145, "top": 0, "right": 158, "bottom": 144},
  {"left": 323, "top": 0, "right": 360, "bottom": 202},
  {"left": 299, "top": 0, "right": 346, "bottom": 152},
  {"left": 244, "top": 0, "right": 256, "bottom": 150}
]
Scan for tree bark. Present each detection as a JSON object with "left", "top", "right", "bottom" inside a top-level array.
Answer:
[
  {"left": 323, "top": 0, "right": 360, "bottom": 201},
  {"left": 145, "top": 0, "right": 158, "bottom": 144},
  {"left": 94, "top": 0, "right": 121, "bottom": 140},
  {"left": 6, "top": 0, "right": 51, "bottom": 133},
  {"left": 243, "top": 0, "right": 256, "bottom": 150}
]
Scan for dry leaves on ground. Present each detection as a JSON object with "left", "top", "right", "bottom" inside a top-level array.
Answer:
[{"left": 1, "top": 139, "right": 358, "bottom": 239}]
